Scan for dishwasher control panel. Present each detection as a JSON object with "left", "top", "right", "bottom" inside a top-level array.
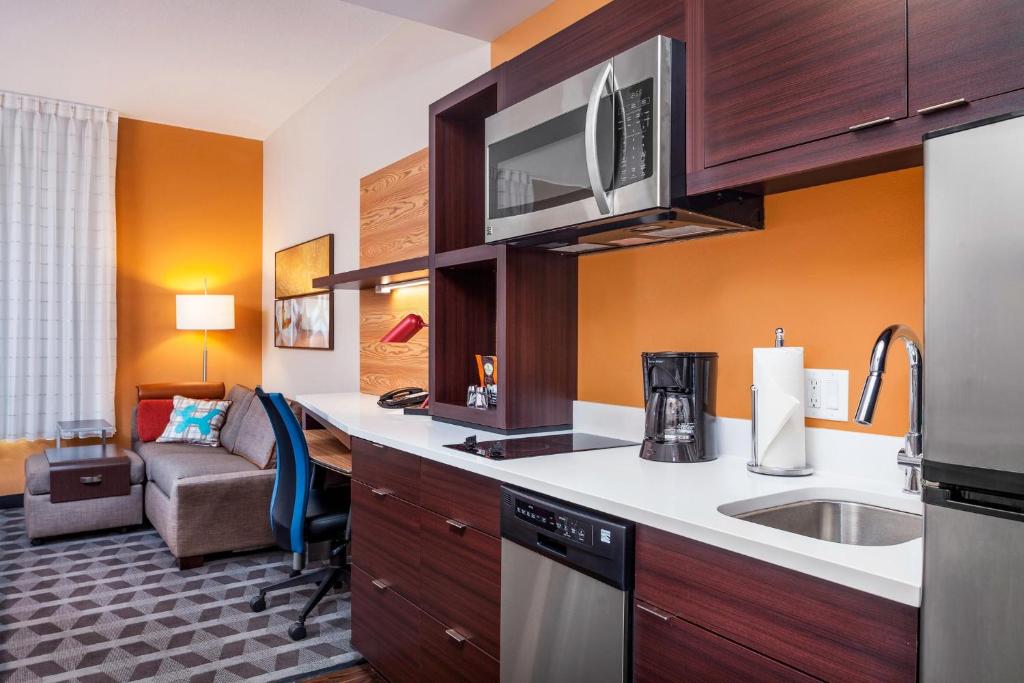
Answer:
[
  {"left": 501, "top": 485, "right": 634, "bottom": 590},
  {"left": 514, "top": 498, "right": 594, "bottom": 546}
]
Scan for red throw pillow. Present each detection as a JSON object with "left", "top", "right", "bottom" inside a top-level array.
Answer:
[{"left": 137, "top": 399, "right": 174, "bottom": 442}]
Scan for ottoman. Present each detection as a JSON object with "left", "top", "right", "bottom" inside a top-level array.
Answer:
[{"left": 24, "top": 446, "right": 146, "bottom": 541}]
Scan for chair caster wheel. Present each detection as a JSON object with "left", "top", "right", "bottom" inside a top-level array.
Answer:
[
  {"left": 249, "top": 595, "right": 266, "bottom": 613},
  {"left": 288, "top": 622, "right": 307, "bottom": 641},
  {"left": 29, "top": 538, "right": 43, "bottom": 546}
]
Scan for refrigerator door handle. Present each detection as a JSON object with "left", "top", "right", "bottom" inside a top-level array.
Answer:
[{"left": 924, "top": 485, "right": 1024, "bottom": 522}]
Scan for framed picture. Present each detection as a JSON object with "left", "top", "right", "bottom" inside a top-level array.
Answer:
[
  {"left": 274, "top": 292, "right": 334, "bottom": 350},
  {"left": 275, "top": 234, "right": 333, "bottom": 299}
]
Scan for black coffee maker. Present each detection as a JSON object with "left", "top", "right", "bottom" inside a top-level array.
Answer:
[{"left": 640, "top": 352, "right": 718, "bottom": 463}]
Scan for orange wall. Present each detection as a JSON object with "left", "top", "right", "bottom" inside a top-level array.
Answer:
[
  {"left": 0, "top": 119, "right": 263, "bottom": 495},
  {"left": 491, "top": 0, "right": 612, "bottom": 66},
  {"left": 579, "top": 169, "right": 923, "bottom": 435},
  {"left": 495, "top": 1, "right": 923, "bottom": 437},
  {"left": 115, "top": 119, "right": 263, "bottom": 445}
]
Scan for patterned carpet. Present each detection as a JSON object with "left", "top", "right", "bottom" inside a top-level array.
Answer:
[{"left": 0, "top": 508, "right": 360, "bottom": 682}]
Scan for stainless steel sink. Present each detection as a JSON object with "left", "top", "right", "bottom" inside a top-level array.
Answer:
[{"left": 730, "top": 499, "right": 923, "bottom": 546}]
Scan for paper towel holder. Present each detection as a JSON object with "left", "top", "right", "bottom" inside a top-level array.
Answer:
[{"left": 748, "top": 384, "right": 814, "bottom": 476}]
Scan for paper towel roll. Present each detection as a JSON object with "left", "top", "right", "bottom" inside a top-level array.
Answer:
[{"left": 753, "top": 347, "right": 806, "bottom": 469}]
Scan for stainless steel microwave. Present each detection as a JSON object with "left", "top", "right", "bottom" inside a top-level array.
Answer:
[{"left": 484, "top": 35, "right": 762, "bottom": 253}]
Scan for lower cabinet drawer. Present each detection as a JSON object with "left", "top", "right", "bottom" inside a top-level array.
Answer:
[
  {"left": 633, "top": 600, "right": 815, "bottom": 683},
  {"left": 50, "top": 458, "right": 131, "bottom": 503},
  {"left": 635, "top": 525, "right": 918, "bottom": 682},
  {"left": 352, "top": 566, "right": 420, "bottom": 683},
  {"left": 351, "top": 480, "right": 421, "bottom": 603},
  {"left": 351, "top": 437, "right": 421, "bottom": 504},
  {"left": 418, "top": 508, "right": 501, "bottom": 658},
  {"left": 418, "top": 608, "right": 499, "bottom": 683}
]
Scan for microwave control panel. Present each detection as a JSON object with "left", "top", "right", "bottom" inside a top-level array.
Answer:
[{"left": 614, "top": 77, "right": 655, "bottom": 189}]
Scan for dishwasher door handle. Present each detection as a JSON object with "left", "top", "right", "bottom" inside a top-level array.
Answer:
[{"left": 535, "top": 535, "right": 568, "bottom": 557}]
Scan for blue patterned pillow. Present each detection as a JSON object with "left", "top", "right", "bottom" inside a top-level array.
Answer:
[{"left": 156, "top": 396, "right": 232, "bottom": 446}]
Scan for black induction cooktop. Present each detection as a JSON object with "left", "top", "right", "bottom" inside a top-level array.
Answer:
[{"left": 444, "top": 433, "right": 638, "bottom": 459}]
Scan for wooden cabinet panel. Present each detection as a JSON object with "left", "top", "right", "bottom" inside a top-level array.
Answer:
[
  {"left": 419, "top": 459, "right": 501, "bottom": 537},
  {"left": 351, "top": 481, "right": 421, "bottom": 604},
  {"left": 351, "top": 437, "right": 421, "bottom": 504},
  {"left": 909, "top": 0, "right": 1024, "bottom": 115},
  {"left": 633, "top": 600, "right": 816, "bottom": 683},
  {"left": 498, "top": 0, "right": 685, "bottom": 109},
  {"left": 418, "top": 609, "right": 500, "bottom": 683},
  {"left": 352, "top": 565, "right": 421, "bottom": 683},
  {"left": 635, "top": 526, "right": 918, "bottom": 682},
  {"left": 418, "top": 508, "right": 501, "bottom": 659},
  {"left": 701, "top": 0, "right": 907, "bottom": 166}
]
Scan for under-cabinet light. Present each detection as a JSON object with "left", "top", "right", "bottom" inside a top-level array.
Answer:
[{"left": 375, "top": 277, "right": 429, "bottom": 294}]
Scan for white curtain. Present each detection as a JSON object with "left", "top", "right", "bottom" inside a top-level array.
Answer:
[{"left": 0, "top": 92, "right": 118, "bottom": 440}]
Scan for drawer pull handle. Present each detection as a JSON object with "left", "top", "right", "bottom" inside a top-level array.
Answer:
[
  {"left": 445, "top": 628, "right": 467, "bottom": 645},
  {"left": 445, "top": 519, "right": 467, "bottom": 532},
  {"left": 848, "top": 116, "right": 893, "bottom": 131},
  {"left": 917, "top": 98, "right": 967, "bottom": 115},
  {"left": 371, "top": 442, "right": 385, "bottom": 449},
  {"left": 370, "top": 487, "right": 391, "bottom": 498},
  {"left": 636, "top": 602, "right": 671, "bottom": 622},
  {"left": 371, "top": 578, "right": 389, "bottom": 592},
  {"left": 79, "top": 475, "right": 103, "bottom": 485}
]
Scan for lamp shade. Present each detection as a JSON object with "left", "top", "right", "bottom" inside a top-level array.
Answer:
[
  {"left": 380, "top": 313, "right": 427, "bottom": 343},
  {"left": 176, "top": 294, "right": 235, "bottom": 330}
]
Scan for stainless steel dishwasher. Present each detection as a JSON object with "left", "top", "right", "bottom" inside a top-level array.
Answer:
[{"left": 500, "top": 485, "right": 634, "bottom": 683}]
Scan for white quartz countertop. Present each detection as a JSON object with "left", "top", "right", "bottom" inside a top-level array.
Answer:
[{"left": 296, "top": 392, "right": 923, "bottom": 606}]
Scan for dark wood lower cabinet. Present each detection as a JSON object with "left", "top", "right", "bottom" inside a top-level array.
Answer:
[
  {"left": 417, "top": 610, "right": 499, "bottom": 683},
  {"left": 635, "top": 525, "right": 918, "bottom": 682},
  {"left": 352, "top": 566, "right": 421, "bottom": 683},
  {"left": 634, "top": 600, "right": 816, "bottom": 683},
  {"left": 418, "top": 508, "right": 501, "bottom": 659},
  {"left": 351, "top": 481, "right": 421, "bottom": 604}
]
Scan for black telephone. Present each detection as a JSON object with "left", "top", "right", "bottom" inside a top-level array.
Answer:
[{"left": 378, "top": 387, "right": 428, "bottom": 409}]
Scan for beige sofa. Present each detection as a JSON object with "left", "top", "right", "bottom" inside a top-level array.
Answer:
[{"left": 133, "top": 382, "right": 276, "bottom": 569}]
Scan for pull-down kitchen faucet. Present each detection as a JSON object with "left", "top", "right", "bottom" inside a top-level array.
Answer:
[{"left": 854, "top": 324, "right": 923, "bottom": 494}]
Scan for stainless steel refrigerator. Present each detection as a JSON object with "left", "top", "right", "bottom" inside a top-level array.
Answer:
[{"left": 921, "top": 111, "right": 1024, "bottom": 681}]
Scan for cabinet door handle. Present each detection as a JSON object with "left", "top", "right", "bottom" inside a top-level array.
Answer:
[
  {"left": 371, "top": 578, "right": 389, "bottom": 592},
  {"left": 370, "top": 487, "right": 391, "bottom": 498},
  {"left": 636, "top": 602, "right": 671, "bottom": 622},
  {"left": 848, "top": 116, "right": 893, "bottom": 131},
  {"left": 916, "top": 97, "right": 967, "bottom": 115},
  {"left": 79, "top": 475, "right": 103, "bottom": 485},
  {"left": 445, "top": 519, "right": 467, "bottom": 532},
  {"left": 445, "top": 628, "right": 467, "bottom": 645}
]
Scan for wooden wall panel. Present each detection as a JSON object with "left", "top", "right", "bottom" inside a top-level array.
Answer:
[
  {"left": 360, "top": 287, "right": 429, "bottom": 395},
  {"left": 360, "top": 148, "right": 430, "bottom": 269},
  {"left": 359, "top": 148, "right": 431, "bottom": 395}
]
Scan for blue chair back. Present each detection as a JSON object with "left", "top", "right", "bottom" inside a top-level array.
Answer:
[{"left": 255, "top": 387, "right": 311, "bottom": 554}]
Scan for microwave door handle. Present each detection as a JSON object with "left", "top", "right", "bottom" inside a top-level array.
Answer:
[{"left": 585, "top": 62, "right": 614, "bottom": 215}]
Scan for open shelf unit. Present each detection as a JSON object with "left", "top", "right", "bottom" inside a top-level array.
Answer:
[
  {"left": 312, "top": 256, "right": 429, "bottom": 290},
  {"left": 428, "top": 72, "right": 577, "bottom": 433}
]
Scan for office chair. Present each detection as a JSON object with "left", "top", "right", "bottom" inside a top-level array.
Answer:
[{"left": 248, "top": 387, "right": 351, "bottom": 641}]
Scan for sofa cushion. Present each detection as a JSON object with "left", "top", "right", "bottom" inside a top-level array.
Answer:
[
  {"left": 135, "top": 441, "right": 258, "bottom": 497},
  {"left": 157, "top": 396, "right": 231, "bottom": 446},
  {"left": 137, "top": 399, "right": 174, "bottom": 442},
  {"left": 25, "top": 450, "right": 145, "bottom": 495},
  {"left": 233, "top": 399, "right": 277, "bottom": 469},
  {"left": 219, "top": 385, "right": 255, "bottom": 453}
]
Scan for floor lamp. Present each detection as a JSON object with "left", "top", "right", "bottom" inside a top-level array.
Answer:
[{"left": 176, "top": 282, "right": 235, "bottom": 382}]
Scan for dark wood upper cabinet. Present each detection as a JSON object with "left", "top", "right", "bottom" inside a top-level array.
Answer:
[
  {"left": 700, "top": 0, "right": 908, "bottom": 167},
  {"left": 909, "top": 0, "right": 1024, "bottom": 115}
]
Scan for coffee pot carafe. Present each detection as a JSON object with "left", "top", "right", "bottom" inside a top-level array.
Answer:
[{"left": 640, "top": 352, "right": 718, "bottom": 463}]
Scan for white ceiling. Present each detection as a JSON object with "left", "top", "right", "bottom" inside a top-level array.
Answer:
[
  {"left": 0, "top": 2, "right": 365, "bottom": 138},
  {"left": 345, "top": 0, "right": 552, "bottom": 40},
  {"left": 0, "top": 0, "right": 547, "bottom": 139}
]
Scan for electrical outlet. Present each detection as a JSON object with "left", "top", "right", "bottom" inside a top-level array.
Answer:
[{"left": 804, "top": 369, "right": 849, "bottom": 421}]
